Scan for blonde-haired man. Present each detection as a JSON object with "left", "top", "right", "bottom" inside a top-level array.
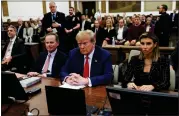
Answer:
[{"left": 61, "top": 30, "right": 113, "bottom": 87}]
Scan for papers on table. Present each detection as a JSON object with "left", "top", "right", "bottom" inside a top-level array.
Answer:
[{"left": 59, "top": 82, "right": 85, "bottom": 90}]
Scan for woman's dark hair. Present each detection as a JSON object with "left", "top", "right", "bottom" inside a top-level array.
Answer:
[
  {"left": 25, "top": 21, "right": 31, "bottom": 27},
  {"left": 139, "top": 32, "right": 160, "bottom": 62}
]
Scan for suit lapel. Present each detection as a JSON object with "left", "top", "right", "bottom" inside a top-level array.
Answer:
[
  {"left": 78, "top": 52, "right": 84, "bottom": 76},
  {"left": 90, "top": 47, "right": 100, "bottom": 77},
  {"left": 11, "top": 38, "right": 18, "bottom": 55},
  {"left": 51, "top": 50, "right": 59, "bottom": 73}
]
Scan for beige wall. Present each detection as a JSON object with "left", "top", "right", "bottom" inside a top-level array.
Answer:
[{"left": 144, "top": 1, "right": 172, "bottom": 11}]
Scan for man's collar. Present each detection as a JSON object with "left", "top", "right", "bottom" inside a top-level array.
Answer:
[
  {"left": 48, "top": 49, "right": 57, "bottom": 56},
  {"left": 84, "top": 47, "right": 95, "bottom": 59},
  {"left": 10, "top": 36, "right": 16, "bottom": 42},
  {"left": 51, "top": 12, "right": 57, "bottom": 15}
]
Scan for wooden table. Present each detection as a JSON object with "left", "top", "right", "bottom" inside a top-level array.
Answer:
[
  {"left": 103, "top": 45, "right": 175, "bottom": 64},
  {"left": 2, "top": 75, "right": 177, "bottom": 115},
  {"left": 2, "top": 77, "right": 108, "bottom": 115}
]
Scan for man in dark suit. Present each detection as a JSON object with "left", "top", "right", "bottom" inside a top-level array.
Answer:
[
  {"left": 42, "top": 1, "right": 66, "bottom": 52},
  {"left": 27, "top": 33, "right": 67, "bottom": 78},
  {"left": 154, "top": 4, "right": 172, "bottom": 47},
  {"left": 16, "top": 19, "right": 24, "bottom": 39},
  {"left": 61, "top": 30, "right": 113, "bottom": 87},
  {"left": 2, "top": 25, "right": 25, "bottom": 72},
  {"left": 170, "top": 9, "right": 178, "bottom": 37},
  {"left": 80, "top": 14, "right": 91, "bottom": 31},
  {"left": 91, "top": 20, "right": 104, "bottom": 47},
  {"left": 170, "top": 9, "right": 178, "bottom": 28},
  {"left": 115, "top": 19, "right": 128, "bottom": 45}
]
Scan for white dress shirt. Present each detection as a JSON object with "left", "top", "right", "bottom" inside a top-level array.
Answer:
[
  {"left": 4, "top": 36, "right": 16, "bottom": 59},
  {"left": 84, "top": 48, "right": 95, "bottom": 87},
  {"left": 146, "top": 25, "right": 151, "bottom": 32},
  {"left": 117, "top": 26, "right": 124, "bottom": 40},
  {"left": 81, "top": 20, "right": 85, "bottom": 31},
  {"left": 94, "top": 12, "right": 101, "bottom": 19},
  {"left": 42, "top": 49, "right": 57, "bottom": 75}
]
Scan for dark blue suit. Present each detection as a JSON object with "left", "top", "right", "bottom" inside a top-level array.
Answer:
[
  {"left": 31, "top": 49, "right": 67, "bottom": 78},
  {"left": 61, "top": 46, "right": 113, "bottom": 86}
]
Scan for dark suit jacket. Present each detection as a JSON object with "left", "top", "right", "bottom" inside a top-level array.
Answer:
[
  {"left": 170, "top": 13, "right": 178, "bottom": 27},
  {"left": 103, "top": 27, "right": 117, "bottom": 44},
  {"left": 122, "top": 56, "right": 170, "bottom": 91},
  {"left": 42, "top": 11, "right": 66, "bottom": 35},
  {"left": 61, "top": 46, "right": 113, "bottom": 86},
  {"left": 2, "top": 37, "right": 25, "bottom": 71},
  {"left": 115, "top": 26, "right": 128, "bottom": 40},
  {"left": 31, "top": 50, "right": 67, "bottom": 78},
  {"left": 154, "top": 12, "right": 172, "bottom": 36},
  {"left": 16, "top": 26, "right": 24, "bottom": 39},
  {"left": 80, "top": 20, "right": 91, "bottom": 30},
  {"left": 2, "top": 37, "right": 25, "bottom": 60},
  {"left": 91, "top": 27, "right": 104, "bottom": 47}
]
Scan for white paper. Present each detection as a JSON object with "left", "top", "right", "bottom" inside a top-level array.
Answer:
[
  {"left": 52, "top": 28, "right": 57, "bottom": 33},
  {"left": 59, "top": 82, "right": 85, "bottom": 90}
]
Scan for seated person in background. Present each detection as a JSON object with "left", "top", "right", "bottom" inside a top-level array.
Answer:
[
  {"left": 122, "top": 32, "right": 170, "bottom": 91},
  {"left": 125, "top": 16, "right": 145, "bottom": 46},
  {"left": 2, "top": 25, "right": 25, "bottom": 72},
  {"left": 27, "top": 33, "right": 67, "bottom": 78},
  {"left": 115, "top": 19, "right": 128, "bottom": 45},
  {"left": 23, "top": 21, "right": 33, "bottom": 43},
  {"left": 143, "top": 17, "right": 155, "bottom": 33},
  {"left": 61, "top": 30, "right": 113, "bottom": 87},
  {"left": 91, "top": 20, "right": 104, "bottom": 47},
  {"left": 103, "top": 19, "right": 116, "bottom": 45},
  {"left": 16, "top": 19, "right": 24, "bottom": 39},
  {"left": 170, "top": 41, "right": 179, "bottom": 90}
]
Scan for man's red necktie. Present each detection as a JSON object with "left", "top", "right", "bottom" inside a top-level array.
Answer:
[{"left": 83, "top": 55, "right": 89, "bottom": 78}]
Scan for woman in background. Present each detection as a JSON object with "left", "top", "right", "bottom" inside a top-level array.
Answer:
[
  {"left": 23, "top": 21, "right": 33, "bottom": 43},
  {"left": 122, "top": 32, "right": 170, "bottom": 91},
  {"left": 103, "top": 19, "right": 116, "bottom": 45}
]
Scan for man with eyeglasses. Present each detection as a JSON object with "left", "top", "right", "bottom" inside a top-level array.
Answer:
[
  {"left": 61, "top": 30, "right": 113, "bottom": 87},
  {"left": 42, "top": 1, "right": 66, "bottom": 52},
  {"left": 2, "top": 25, "right": 25, "bottom": 73}
]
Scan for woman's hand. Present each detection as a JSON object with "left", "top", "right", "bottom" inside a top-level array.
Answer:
[{"left": 138, "top": 85, "right": 154, "bottom": 91}]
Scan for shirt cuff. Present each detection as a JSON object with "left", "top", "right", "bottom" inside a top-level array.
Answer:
[
  {"left": 62, "top": 76, "right": 70, "bottom": 84},
  {"left": 88, "top": 78, "right": 92, "bottom": 87}
]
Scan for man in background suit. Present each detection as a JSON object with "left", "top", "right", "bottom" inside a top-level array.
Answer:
[
  {"left": 170, "top": 9, "right": 178, "bottom": 37},
  {"left": 115, "top": 19, "right": 128, "bottom": 45},
  {"left": 170, "top": 9, "right": 178, "bottom": 28},
  {"left": 16, "top": 19, "right": 24, "bottom": 39},
  {"left": 80, "top": 14, "right": 91, "bottom": 31},
  {"left": 2, "top": 25, "right": 25, "bottom": 72},
  {"left": 61, "top": 30, "right": 113, "bottom": 87},
  {"left": 27, "top": 33, "right": 67, "bottom": 77},
  {"left": 27, "top": 33, "right": 67, "bottom": 78},
  {"left": 91, "top": 20, "right": 104, "bottom": 47},
  {"left": 42, "top": 1, "right": 66, "bottom": 52}
]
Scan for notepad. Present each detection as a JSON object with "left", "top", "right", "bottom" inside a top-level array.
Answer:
[{"left": 59, "top": 82, "right": 85, "bottom": 90}]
